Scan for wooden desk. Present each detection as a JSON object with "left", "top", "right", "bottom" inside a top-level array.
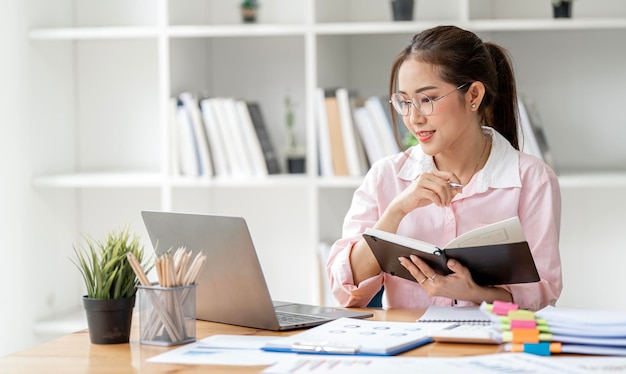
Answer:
[{"left": 1, "top": 309, "right": 501, "bottom": 373}]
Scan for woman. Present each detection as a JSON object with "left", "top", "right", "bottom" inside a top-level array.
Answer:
[{"left": 326, "top": 25, "right": 562, "bottom": 311}]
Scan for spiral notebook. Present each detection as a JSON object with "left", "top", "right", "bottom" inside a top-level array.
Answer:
[
  {"left": 418, "top": 306, "right": 501, "bottom": 344},
  {"left": 417, "top": 306, "right": 491, "bottom": 324}
]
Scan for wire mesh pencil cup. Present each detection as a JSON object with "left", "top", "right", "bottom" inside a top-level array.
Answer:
[{"left": 137, "top": 284, "right": 196, "bottom": 346}]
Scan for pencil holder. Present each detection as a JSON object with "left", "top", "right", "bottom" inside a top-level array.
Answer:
[{"left": 137, "top": 284, "right": 196, "bottom": 346}]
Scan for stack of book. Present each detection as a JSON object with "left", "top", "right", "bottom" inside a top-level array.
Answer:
[
  {"left": 480, "top": 301, "right": 626, "bottom": 356},
  {"left": 170, "top": 92, "right": 281, "bottom": 178},
  {"left": 315, "top": 87, "right": 400, "bottom": 177},
  {"left": 517, "top": 95, "right": 558, "bottom": 173}
]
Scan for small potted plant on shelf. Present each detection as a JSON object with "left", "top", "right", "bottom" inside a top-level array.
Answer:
[
  {"left": 552, "top": 0, "right": 574, "bottom": 18},
  {"left": 70, "top": 226, "right": 152, "bottom": 344},
  {"left": 284, "top": 93, "right": 305, "bottom": 174},
  {"left": 241, "top": 0, "right": 259, "bottom": 23}
]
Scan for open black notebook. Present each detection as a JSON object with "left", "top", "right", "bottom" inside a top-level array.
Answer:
[{"left": 363, "top": 217, "right": 540, "bottom": 286}]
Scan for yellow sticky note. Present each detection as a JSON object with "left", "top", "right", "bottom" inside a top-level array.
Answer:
[{"left": 508, "top": 310, "right": 535, "bottom": 320}]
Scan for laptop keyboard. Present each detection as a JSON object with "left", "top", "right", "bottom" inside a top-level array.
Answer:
[{"left": 276, "top": 311, "right": 329, "bottom": 326}]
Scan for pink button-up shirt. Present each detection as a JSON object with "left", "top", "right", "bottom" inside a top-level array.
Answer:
[{"left": 326, "top": 127, "right": 562, "bottom": 311}]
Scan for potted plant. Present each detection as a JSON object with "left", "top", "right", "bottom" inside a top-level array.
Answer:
[
  {"left": 284, "top": 93, "right": 305, "bottom": 173},
  {"left": 240, "top": 0, "right": 259, "bottom": 23},
  {"left": 552, "top": 0, "right": 574, "bottom": 18},
  {"left": 70, "top": 226, "right": 152, "bottom": 344}
]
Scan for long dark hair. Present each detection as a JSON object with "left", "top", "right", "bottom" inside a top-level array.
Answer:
[{"left": 389, "top": 25, "right": 519, "bottom": 150}]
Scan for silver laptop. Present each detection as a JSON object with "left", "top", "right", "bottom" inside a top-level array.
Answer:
[{"left": 141, "top": 211, "right": 372, "bottom": 330}]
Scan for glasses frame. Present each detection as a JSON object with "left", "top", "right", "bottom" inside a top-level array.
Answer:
[{"left": 389, "top": 83, "right": 469, "bottom": 116}]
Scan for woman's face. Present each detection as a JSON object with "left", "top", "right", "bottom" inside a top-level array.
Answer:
[{"left": 396, "top": 58, "right": 473, "bottom": 156}]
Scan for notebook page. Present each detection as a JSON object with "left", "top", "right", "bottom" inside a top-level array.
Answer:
[
  {"left": 419, "top": 307, "right": 501, "bottom": 344},
  {"left": 417, "top": 306, "right": 491, "bottom": 324},
  {"left": 445, "top": 216, "right": 525, "bottom": 248}
]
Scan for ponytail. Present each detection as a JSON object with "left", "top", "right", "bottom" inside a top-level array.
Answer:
[{"left": 484, "top": 43, "right": 519, "bottom": 150}]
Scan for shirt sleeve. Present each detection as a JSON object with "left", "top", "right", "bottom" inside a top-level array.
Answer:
[
  {"left": 506, "top": 155, "right": 563, "bottom": 311},
  {"left": 325, "top": 161, "right": 387, "bottom": 307}
]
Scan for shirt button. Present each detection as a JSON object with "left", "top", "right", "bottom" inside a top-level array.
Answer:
[{"left": 447, "top": 214, "right": 454, "bottom": 220}]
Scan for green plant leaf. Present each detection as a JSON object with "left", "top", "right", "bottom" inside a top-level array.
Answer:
[{"left": 69, "top": 225, "right": 149, "bottom": 299}]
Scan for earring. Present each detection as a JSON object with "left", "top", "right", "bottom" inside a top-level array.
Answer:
[{"left": 471, "top": 103, "right": 477, "bottom": 109}]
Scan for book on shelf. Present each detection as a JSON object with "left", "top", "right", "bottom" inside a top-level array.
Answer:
[
  {"left": 262, "top": 317, "right": 455, "bottom": 356},
  {"left": 314, "top": 87, "right": 335, "bottom": 177},
  {"left": 518, "top": 96, "right": 558, "bottom": 174},
  {"left": 364, "top": 96, "right": 400, "bottom": 158},
  {"left": 175, "top": 99, "right": 201, "bottom": 176},
  {"left": 363, "top": 216, "right": 540, "bottom": 286},
  {"left": 348, "top": 94, "right": 371, "bottom": 174},
  {"left": 179, "top": 92, "right": 213, "bottom": 177},
  {"left": 335, "top": 88, "right": 364, "bottom": 176},
  {"left": 324, "top": 91, "right": 349, "bottom": 176},
  {"left": 352, "top": 114, "right": 371, "bottom": 173},
  {"left": 245, "top": 102, "right": 281, "bottom": 175},
  {"left": 222, "top": 97, "right": 255, "bottom": 176},
  {"left": 168, "top": 97, "right": 181, "bottom": 176},
  {"left": 353, "top": 103, "right": 387, "bottom": 165},
  {"left": 235, "top": 100, "right": 269, "bottom": 177},
  {"left": 210, "top": 97, "right": 247, "bottom": 177},
  {"left": 200, "top": 98, "right": 231, "bottom": 177}
]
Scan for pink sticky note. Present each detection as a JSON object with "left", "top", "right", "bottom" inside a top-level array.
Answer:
[
  {"left": 492, "top": 300, "right": 519, "bottom": 315},
  {"left": 510, "top": 319, "right": 537, "bottom": 329}
]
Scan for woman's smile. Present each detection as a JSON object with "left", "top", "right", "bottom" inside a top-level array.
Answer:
[{"left": 416, "top": 130, "right": 435, "bottom": 142}]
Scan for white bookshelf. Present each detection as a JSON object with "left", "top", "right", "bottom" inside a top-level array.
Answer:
[
  {"left": 28, "top": 27, "right": 161, "bottom": 40},
  {"left": 26, "top": 0, "right": 626, "bottom": 341}
]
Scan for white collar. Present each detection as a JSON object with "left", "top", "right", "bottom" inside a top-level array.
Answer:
[{"left": 398, "top": 127, "right": 521, "bottom": 192}]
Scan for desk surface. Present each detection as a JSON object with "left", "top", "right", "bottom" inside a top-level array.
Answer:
[{"left": 1, "top": 309, "right": 501, "bottom": 373}]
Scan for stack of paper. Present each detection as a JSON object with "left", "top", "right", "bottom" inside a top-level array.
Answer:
[{"left": 481, "top": 301, "right": 626, "bottom": 356}]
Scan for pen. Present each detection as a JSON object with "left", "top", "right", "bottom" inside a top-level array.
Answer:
[{"left": 448, "top": 182, "right": 463, "bottom": 188}]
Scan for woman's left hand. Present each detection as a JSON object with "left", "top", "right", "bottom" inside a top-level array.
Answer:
[{"left": 398, "top": 255, "right": 479, "bottom": 301}]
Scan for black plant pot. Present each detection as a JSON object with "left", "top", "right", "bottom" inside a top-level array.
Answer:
[
  {"left": 391, "top": 0, "right": 415, "bottom": 21},
  {"left": 83, "top": 295, "right": 135, "bottom": 344},
  {"left": 287, "top": 155, "right": 306, "bottom": 174},
  {"left": 553, "top": 2, "right": 572, "bottom": 18},
  {"left": 241, "top": 6, "right": 258, "bottom": 23}
]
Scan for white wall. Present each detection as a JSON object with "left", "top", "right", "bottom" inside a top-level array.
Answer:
[
  {"left": 0, "top": 0, "right": 78, "bottom": 357},
  {"left": 0, "top": 0, "right": 33, "bottom": 356},
  {"left": 558, "top": 184, "right": 626, "bottom": 310}
]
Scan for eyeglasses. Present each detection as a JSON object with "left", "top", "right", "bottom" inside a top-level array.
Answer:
[{"left": 389, "top": 83, "right": 469, "bottom": 116}]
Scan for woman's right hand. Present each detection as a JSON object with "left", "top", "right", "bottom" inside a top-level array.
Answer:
[{"left": 390, "top": 171, "right": 461, "bottom": 215}]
